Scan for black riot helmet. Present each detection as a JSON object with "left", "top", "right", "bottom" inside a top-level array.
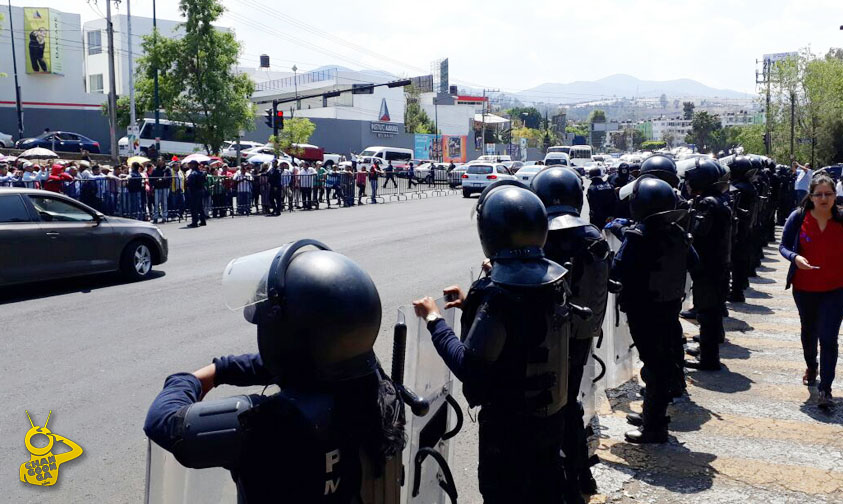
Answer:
[
  {"left": 640, "top": 154, "right": 679, "bottom": 188},
  {"left": 617, "top": 163, "right": 630, "bottom": 176},
  {"left": 587, "top": 167, "right": 603, "bottom": 179},
  {"left": 728, "top": 155, "right": 756, "bottom": 182},
  {"left": 531, "top": 166, "right": 584, "bottom": 219},
  {"left": 684, "top": 158, "right": 723, "bottom": 194},
  {"left": 748, "top": 155, "right": 763, "bottom": 174},
  {"left": 629, "top": 177, "right": 677, "bottom": 222},
  {"left": 476, "top": 182, "right": 567, "bottom": 287},
  {"left": 223, "top": 240, "right": 381, "bottom": 382}
]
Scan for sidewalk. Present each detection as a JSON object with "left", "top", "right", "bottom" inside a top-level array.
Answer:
[{"left": 591, "top": 232, "right": 843, "bottom": 503}]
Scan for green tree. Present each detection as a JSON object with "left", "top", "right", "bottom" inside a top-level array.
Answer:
[
  {"left": 506, "top": 107, "right": 542, "bottom": 129},
  {"left": 403, "top": 84, "right": 437, "bottom": 134},
  {"left": 685, "top": 111, "right": 721, "bottom": 153},
  {"left": 588, "top": 109, "right": 607, "bottom": 124},
  {"left": 566, "top": 123, "right": 588, "bottom": 137},
  {"left": 641, "top": 140, "right": 666, "bottom": 150},
  {"left": 735, "top": 123, "right": 767, "bottom": 154},
  {"left": 132, "top": 0, "right": 255, "bottom": 155},
  {"left": 682, "top": 101, "right": 695, "bottom": 120},
  {"left": 269, "top": 117, "right": 316, "bottom": 159}
]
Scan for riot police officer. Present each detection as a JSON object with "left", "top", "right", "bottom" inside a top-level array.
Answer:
[
  {"left": 586, "top": 167, "right": 618, "bottom": 228},
  {"left": 611, "top": 178, "right": 698, "bottom": 443},
  {"left": 144, "top": 240, "right": 405, "bottom": 503},
  {"left": 608, "top": 162, "right": 631, "bottom": 190},
  {"left": 727, "top": 156, "right": 759, "bottom": 303},
  {"left": 413, "top": 182, "right": 575, "bottom": 503},
  {"left": 683, "top": 159, "right": 732, "bottom": 371},
  {"left": 186, "top": 160, "right": 207, "bottom": 228},
  {"left": 532, "top": 167, "right": 614, "bottom": 502},
  {"left": 749, "top": 155, "right": 769, "bottom": 276}
]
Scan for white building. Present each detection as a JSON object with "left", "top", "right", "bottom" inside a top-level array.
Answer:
[
  {"left": 418, "top": 93, "right": 478, "bottom": 136},
  {"left": 651, "top": 117, "right": 692, "bottom": 144},
  {"left": 82, "top": 15, "right": 230, "bottom": 96},
  {"left": 0, "top": 6, "right": 106, "bottom": 143}
]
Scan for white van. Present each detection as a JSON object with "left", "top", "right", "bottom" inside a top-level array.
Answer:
[
  {"left": 543, "top": 152, "right": 571, "bottom": 167},
  {"left": 547, "top": 145, "right": 572, "bottom": 156},
  {"left": 118, "top": 119, "right": 206, "bottom": 157},
  {"left": 569, "top": 145, "right": 593, "bottom": 168},
  {"left": 357, "top": 146, "right": 414, "bottom": 167}
]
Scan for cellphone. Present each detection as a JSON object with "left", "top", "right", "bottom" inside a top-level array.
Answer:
[
  {"left": 444, "top": 291, "right": 458, "bottom": 303},
  {"left": 812, "top": 266, "right": 821, "bottom": 270}
]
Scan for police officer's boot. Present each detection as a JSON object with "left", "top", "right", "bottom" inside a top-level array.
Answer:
[
  {"left": 579, "top": 466, "right": 598, "bottom": 495},
  {"left": 625, "top": 412, "right": 643, "bottom": 426},
  {"left": 624, "top": 401, "right": 669, "bottom": 444},
  {"left": 563, "top": 470, "right": 587, "bottom": 504}
]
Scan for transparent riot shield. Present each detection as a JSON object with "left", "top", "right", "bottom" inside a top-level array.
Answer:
[
  {"left": 603, "top": 233, "right": 638, "bottom": 389},
  {"left": 394, "top": 298, "right": 460, "bottom": 504},
  {"left": 144, "top": 440, "right": 235, "bottom": 504}
]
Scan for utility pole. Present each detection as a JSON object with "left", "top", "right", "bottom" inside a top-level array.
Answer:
[
  {"left": 127, "top": 0, "right": 137, "bottom": 156},
  {"left": 153, "top": 0, "right": 160, "bottom": 154},
  {"left": 480, "top": 88, "right": 498, "bottom": 155},
  {"left": 7, "top": 0, "right": 24, "bottom": 140},
  {"left": 105, "top": 0, "right": 119, "bottom": 164},
  {"left": 292, "top": 64, "right": 298, "bottom": 115},
  {"left": 757, "top": 58, "right": 772, "bottom": 155}
]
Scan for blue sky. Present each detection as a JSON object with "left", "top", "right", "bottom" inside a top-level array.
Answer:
[{"left": 12, "top": 0, "right": 843, "bottom": 94}]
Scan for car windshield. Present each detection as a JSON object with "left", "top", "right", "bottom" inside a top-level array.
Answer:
[
  {"left": 359, "top": 150, "right": 377, "bottom": 157},
  {"left": 467, "top": 165, "right": 493, "bottom": 175},
  {"left": 520, "top": 166, "right": 541, "bottom": 173},
  {"left": 545, "top": 158, "right": 568, "bottom": 166}
]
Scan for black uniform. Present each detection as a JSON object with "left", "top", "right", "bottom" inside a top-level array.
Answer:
[
  {"left": 426, "top": 183, "right": 571, "bottom": 502},
  {"left": 144, "top": 241, "right": 403, "bottom": 504},
  {"left": 688, "top": 193, "right": 732, "bottom": 368},
  {"left": 729, "top": 179, "right": 758, "bottom": 301},
  {"left": 586, "top": 176, "right": 617, "bottom": 228},
  {"left": 187, "top": 167, "right": 207, "bottom": 227},
  {"left": 612, "top": 178, "right": 698, "bottom": 443}
]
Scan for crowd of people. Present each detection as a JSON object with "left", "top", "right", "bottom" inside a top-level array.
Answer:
[{"left": 0, "top": 156, "right": 451, "bottom": 227}]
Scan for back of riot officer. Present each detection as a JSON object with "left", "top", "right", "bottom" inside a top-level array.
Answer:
[
  {"left": 532, "top": 167, "right": 612, "bottom": 502},
  {"left": 684, "top": 159, "right": 732, "bottom": 370},
  {"left": 586, "top": 167, "right": 618, "bottom": 228},
  {"left": 611, "top": 177, "right": 698, "bottom": 443},
  {"left": 727, "top": 156, "right": 759, "bottom": 302},
  {"left": 413, "top": 182, "right": 573, "bottom": 503},
  {"left": 144, "top": 241, "right": 404, "bottom": 504}
]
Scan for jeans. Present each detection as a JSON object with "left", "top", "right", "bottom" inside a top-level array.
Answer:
[
  {"left": 793, "top": 288, "right": 843, "bottom": 393},
  {"left": 369, "top": 180, "right": 379, "bottom": 203},
  {"left": 383, "top": 173, "right": 397, "bottom": 188},
  {"left": 128, "top": 192, "right": 143, "bottom": 220},
  {"left": 153, "top": 188, "right": 169, "bottom": 222},
  {"left": 169, "top": 190, "right": 185, "bottom": 219},
  {"left": 302, "top": 187, "right": 312, "bottom": 209},
  {"left": 357, "top": 184, "right": 366, "bottom": 203},
  {"left": 795, "top": 189, "right": 808, "bottom": 207}
]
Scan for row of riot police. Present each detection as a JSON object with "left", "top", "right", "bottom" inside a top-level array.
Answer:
[{"left": 140, "top": 153, "right": 777, "bottom": 504}]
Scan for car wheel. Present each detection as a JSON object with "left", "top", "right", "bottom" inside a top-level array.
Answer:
[
  {"left": 120, "top": 240, "right": 154, "bottom": 281},
  {"left": 462, "top": 189, "right": 471, "bottom": 198}
]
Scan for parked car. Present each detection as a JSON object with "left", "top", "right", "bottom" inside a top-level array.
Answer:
[
  {"left": 220, "top": 141, "right": 263, "bottom": 158},
  {"left": 448, "top": 164, "right": 467, "bottom": 188},
  {"left": 414, "top": 162, "right": 450, "bottom": 184},
  {"left": 516, "top": 165, "right": 544, "bottom": 185},
  {"left": 0, "top": 131, "right": 13, "bottom": 148},
  {"left": 0, "top": 188, "right": 168, "bottom": 286},
  {"left": 16, "top": 131, "right": 101, "bottom": 153},
  {"left": 461, "top": 164, "right": 516, "bottom": 198}
]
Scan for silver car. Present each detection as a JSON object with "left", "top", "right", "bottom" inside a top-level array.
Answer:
[{"left": 0, "top": 188, "right": 168, "bottom": 286}]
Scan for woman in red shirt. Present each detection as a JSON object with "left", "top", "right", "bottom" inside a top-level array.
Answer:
[{"left": 780, "top": 173, "right": 843, "bottom": 408}]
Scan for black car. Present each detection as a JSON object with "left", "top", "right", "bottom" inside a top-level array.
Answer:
[{"left": 16, "top": 131, "right": 101, "bottom": 153}]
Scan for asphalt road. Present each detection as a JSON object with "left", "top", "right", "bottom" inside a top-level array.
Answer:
[{"left": 1, "top": 192, "right": 489, "bottom": 503}]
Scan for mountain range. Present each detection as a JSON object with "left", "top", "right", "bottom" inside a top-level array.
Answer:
[{"left": 515, "top": 74, "right": 753, "bottom": 104}]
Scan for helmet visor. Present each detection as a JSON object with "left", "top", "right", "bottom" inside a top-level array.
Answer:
[{"left": 222, "top": 246, "right": 282, "bottom": 310}]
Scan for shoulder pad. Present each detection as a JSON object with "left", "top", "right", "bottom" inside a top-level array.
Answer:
[{"left": 173, "top": 395, "right": 254, "bottom": 469}]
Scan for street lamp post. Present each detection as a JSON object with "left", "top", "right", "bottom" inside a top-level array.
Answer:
[{"left": 153, "top": 0, "right": 161, "bottom": 154}]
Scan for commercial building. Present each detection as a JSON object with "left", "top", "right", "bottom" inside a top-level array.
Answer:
[{"left": 0, "top": 6, "right": 108, "bottom": 146}]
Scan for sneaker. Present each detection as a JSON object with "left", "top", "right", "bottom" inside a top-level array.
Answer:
[
  {"left": 818, "top": 390, "right": 834, "bottom": 409},
  {"left": 803, "top": 368, "right": 818, "bottom": 386}
]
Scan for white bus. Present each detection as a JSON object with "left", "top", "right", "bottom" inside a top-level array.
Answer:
[
  {"left": 568, "top": 145, "right": 593, "bottom": 168},
  {"left": 118, "top": 119, "right": 206, "bottom": 157},
  {"left": 547, "top": 145, "right": 572, "bottom": 156}
]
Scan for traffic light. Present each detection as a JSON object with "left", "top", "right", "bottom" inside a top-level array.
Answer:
[
  {"left": 276, "top": 109, "right": 284, "bottom": 134},
  {"left": 264, "top": 107, "right": 274, "bottom": 129}
]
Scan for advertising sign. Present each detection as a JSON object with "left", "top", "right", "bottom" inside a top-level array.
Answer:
[
  {"left": 442, "top": 135, "right": 467, "bottom": 163},
  {"left": 24, "top": 8, "right": 62, "bottom": 75},
  {"left": 414, "top": 134, "right": 436, "bottom": 160},
  {"left": 371, "top": 121, "right": 401, "bottom": 138}
]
